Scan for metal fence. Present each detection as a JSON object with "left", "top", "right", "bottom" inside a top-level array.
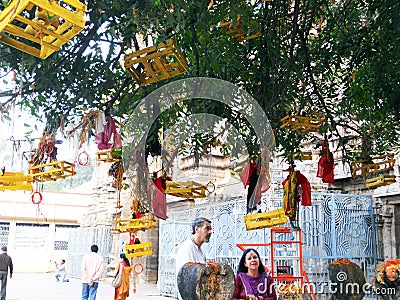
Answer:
[
  {"left": 67, "top": 226, "right": 113, "bottom": 279},
  {"left": 299, "top": 193, "right": 382, "bottom": 299},
  {"left": 158, "top": 192, "right": 382, "bottom": 299}
]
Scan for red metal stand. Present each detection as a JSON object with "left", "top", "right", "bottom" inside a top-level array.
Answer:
[{"left": 269, "top": 227, "right": 303, "bottom": 285}]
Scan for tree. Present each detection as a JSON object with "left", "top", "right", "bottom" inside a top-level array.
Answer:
[{"left": 0, "top": 0, "right": 399, "bottom": 167}]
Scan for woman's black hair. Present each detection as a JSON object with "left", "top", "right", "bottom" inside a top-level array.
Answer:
[
  {"left": 237, "top": 248, "right": 265, "bottom": 274},
  {"left": 120, "top": 253, "right": 130, "bottom": 266}
]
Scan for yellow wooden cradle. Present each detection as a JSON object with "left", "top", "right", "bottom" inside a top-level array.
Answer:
[
  {"left": 365, "top": 175, "right": 396, "bottom": 189},
  {"left": 293, "top": 151, "right": 312, "bottom": 161},
  {"left": 0, "top": 172, "right": 34, "bottom": 183},
  {"left": 351, "top": 153, "right": 395, "bottom": 179},
  {"left": 0, "top": 0, "right": 86, "bottom": 59},
  {"left": 244, "top": 208, "right": 288, "bottom": 231},
  {"left": 0, "top": 172, "right": 34, "bottom": 191},
  {"left": 280, "top": 115, "right": 325, "bottom": 133},
  {"left": 124, "top": 40, "right": 187, "bottom": 86},
  {"left": 96, "top": 149, "right": 121, "bottom": 163},
  {"left": 115, "top": 217, "right": 156, "bottom": 233},
  {"left": 164, "top": 181, "right": 207, "bottom": 198},
  {"left": 28, "top": 160, "right": 75, "bottom": 182},
  {"left": 219, "top": 15, "right": 261, "bottom": 42},
  {"left": 124, "top": 242, "right": 152, "bottom": 258}
]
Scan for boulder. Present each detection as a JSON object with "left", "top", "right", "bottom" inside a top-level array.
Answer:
[
  {"left": 328, "top": 259, "right": 366, "bottom": 300},
  {"left": 177, "top": 261, "right": 235, "bottom": 300}
]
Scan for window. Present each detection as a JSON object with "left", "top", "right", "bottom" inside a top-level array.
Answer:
[{"left": 0, "top": 222, "right": 10, "bottom": 246}]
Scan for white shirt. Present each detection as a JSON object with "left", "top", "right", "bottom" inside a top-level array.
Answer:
[
  {"left": 81, "top": 252, "right": 104, "bottom": 283},
  {"left": 56, "top": 263, "right": 66, "bottom": 275},
  {"left": 175, "top": 237, "right": 206, "bottom": 276},
  {"left": 175, "top": 237, "right": 207, "bottom": 300}
]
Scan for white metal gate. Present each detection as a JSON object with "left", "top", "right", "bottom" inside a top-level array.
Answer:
[{"left": 67, "top": 226, "right": 113, "bottom": 278}]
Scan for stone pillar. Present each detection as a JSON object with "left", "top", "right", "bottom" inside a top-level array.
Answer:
[
  {"left": 381, "top": 204, "right": 395, "bottom": 259},
  {"left": 140, "top": 221, "right": 160, "bottom": 284},
  {"left": 374, "top": 200, "right": 385, "bottom": 259},
  {"left": 138, "top": 199, "right": 196, "bottom": 284},
  {"left": 394, "top": 205, "right": 400, "bottom": 257}
]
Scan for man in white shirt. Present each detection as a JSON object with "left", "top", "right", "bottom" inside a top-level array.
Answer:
[
  {"left": 175, "top": 217, "right": 212, "bottom": 299},
  {"left": 81, "top": 244, "right": 104, "bottom": 300}
]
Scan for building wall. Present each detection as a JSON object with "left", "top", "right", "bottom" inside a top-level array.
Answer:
[
  {"left": 373, "top": 191, "right": 400, "bottom": 260},
  {"left": 0, "top": 190, "right": 90, "bottom": 272}
]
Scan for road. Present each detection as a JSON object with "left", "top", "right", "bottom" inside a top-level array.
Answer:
[{"left": 5, "top": 272, "right": 173, "bottom": 300}]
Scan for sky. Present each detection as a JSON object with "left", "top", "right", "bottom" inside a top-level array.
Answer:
[{"left": 0, "top": 109, "right": 78, "bottom": 173}]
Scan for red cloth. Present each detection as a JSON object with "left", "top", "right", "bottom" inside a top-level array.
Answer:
[
  {"left": 281, "top": 170, "right": 312, "bottom": 220},
  {"left": 95, "top": 116, "right": 122, "bottom": 150},
  {"left": 240, "top": 163, "right": 270, "bottom": 192},
  {"left": 296, "top": 171, "right": 311, "bottom": 206},
  {"left": 241, "top": 163, "right": 270, "bottom": 213},
  {"left": 240, "top": 163, "right": 256, "bottom": 188},
  {"left": 317, "top": 141, "right": 335, "bottom": 183},
  {"left": 150, "top": 174, "right": 168, "bottom": 220}
]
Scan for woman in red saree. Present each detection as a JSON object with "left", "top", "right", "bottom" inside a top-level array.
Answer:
[{"left": 114, "top": 253, "right": 132, "bottom": 300}]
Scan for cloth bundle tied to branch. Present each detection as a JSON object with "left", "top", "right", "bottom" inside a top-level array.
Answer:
[
  {"left": 317, "top": 140, "right": 334, "bottom": 183},
  {"left": 95, "top": 116, "right": 122, "bottom": 150}
]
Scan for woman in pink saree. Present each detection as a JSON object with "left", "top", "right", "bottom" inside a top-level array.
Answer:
[{"left": 232, "top": 248, "right": 277, "bottom": 300}]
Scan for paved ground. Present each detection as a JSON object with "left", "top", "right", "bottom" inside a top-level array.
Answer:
[{"left": 5, "top": 273, "right": 174, "bottom": 300}]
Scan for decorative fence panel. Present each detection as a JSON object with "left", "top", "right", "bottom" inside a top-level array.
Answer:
[
  {"left": 159, "top": 193, "right": 382, "bottom": 299},
  {"left": 67, "top": 226, "right": 113, "bottom": 279},
  {"left": 300, "top": 193, "right": 381, "bottom": 299}
]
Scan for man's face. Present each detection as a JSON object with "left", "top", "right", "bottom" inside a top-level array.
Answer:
[{"left": 196, "top": 221, "right": 212, "bottom": 244}]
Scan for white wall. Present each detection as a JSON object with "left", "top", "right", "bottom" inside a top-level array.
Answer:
[{"left": 0, "top": 190, "right": 90, "bottom": 272}]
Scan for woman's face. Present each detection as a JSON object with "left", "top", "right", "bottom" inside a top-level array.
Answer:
[{"left": 244, "top": 250, "right": 260, "bottom": 272}]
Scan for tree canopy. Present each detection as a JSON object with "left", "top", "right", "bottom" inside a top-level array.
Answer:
[{"left": 0, "top": 0, "right": 399, "bottom": 167}]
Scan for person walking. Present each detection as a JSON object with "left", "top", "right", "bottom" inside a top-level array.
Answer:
[
  {"left": 113, "top": 253, "right": 132, "bottom": 300},
  {"left": 0, "top": 246, "right": 13, "bottom": 300},
  {"left": 81, "top": 244, "right": 104, "bottom": 300}
]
